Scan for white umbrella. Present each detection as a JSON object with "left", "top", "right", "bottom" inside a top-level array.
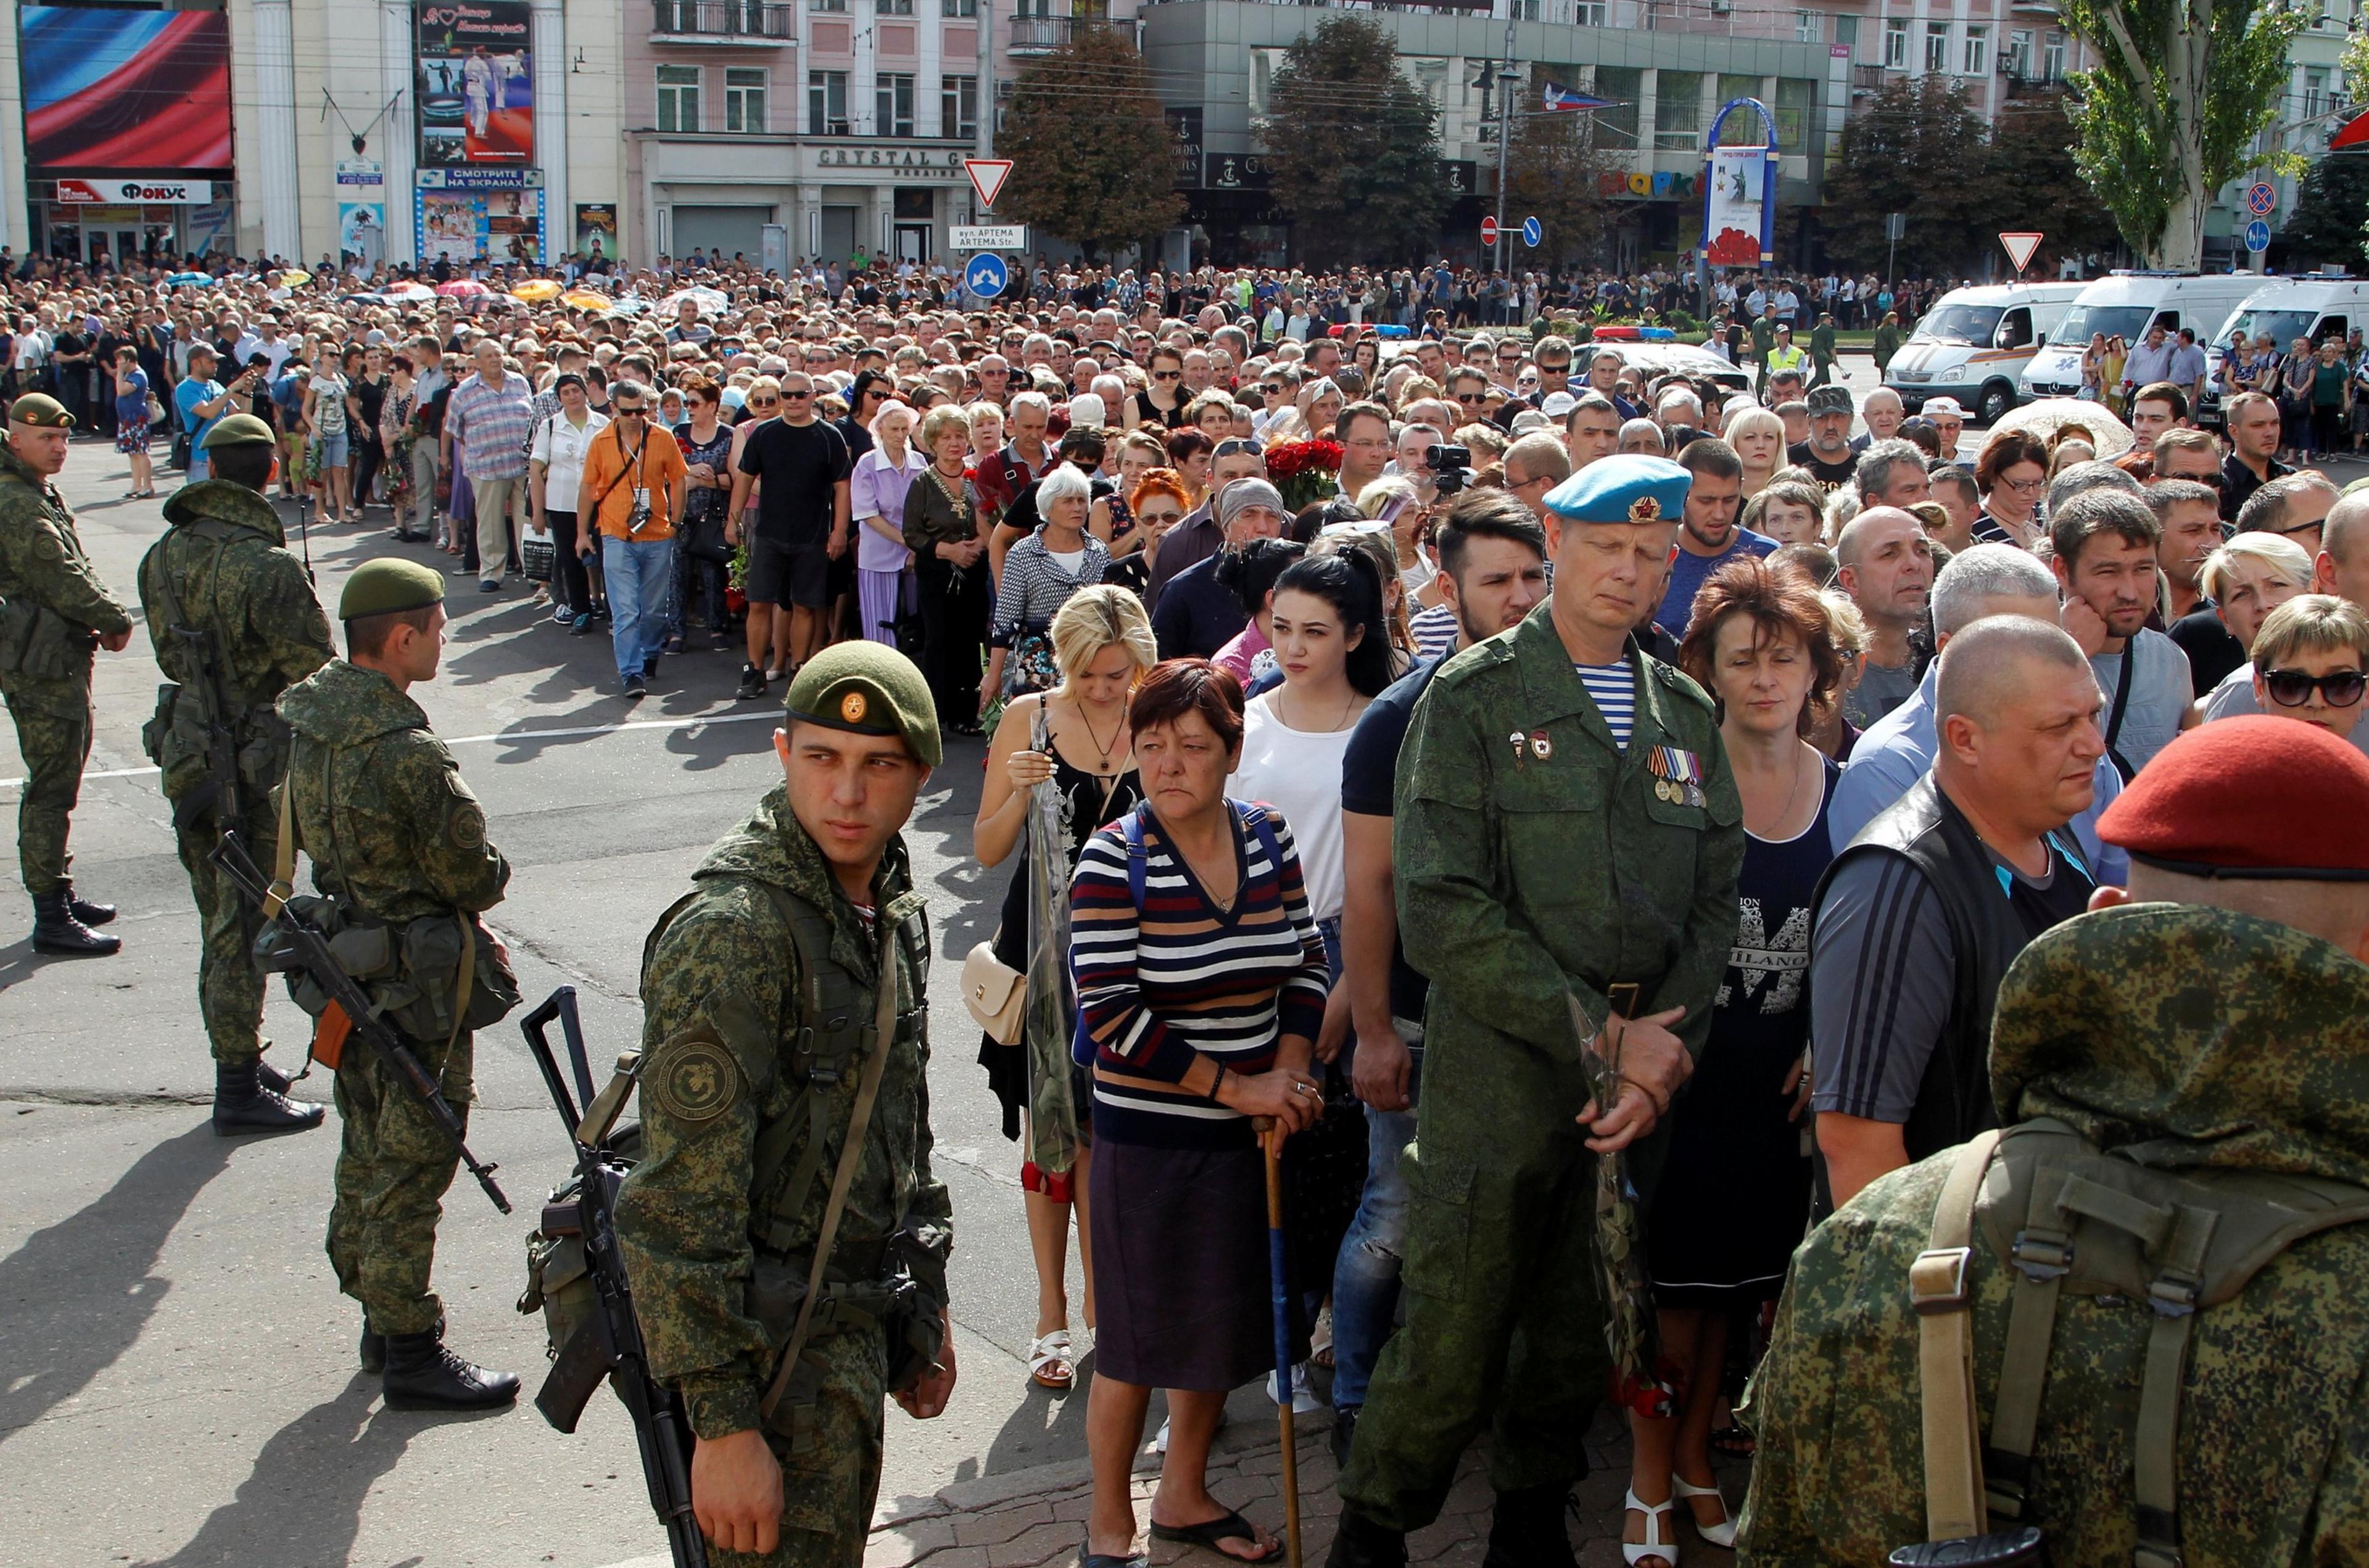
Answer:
[
  {"left": 659, "top": 286, "right": 729, "bottom": 317},
  {"left": 1990, "top": 397, "right": 2134, "bottom": 459}
]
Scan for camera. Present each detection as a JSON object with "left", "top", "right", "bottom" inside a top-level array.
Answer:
[{"left": 1424, "top": 442, "right": 1471, "bottom": 496}]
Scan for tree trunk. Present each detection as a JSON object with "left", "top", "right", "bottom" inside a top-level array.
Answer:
[{"left": 2148, "top": 5, "right": 2211, "bottom": 270}]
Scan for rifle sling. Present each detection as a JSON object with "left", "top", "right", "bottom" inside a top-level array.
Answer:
[
  {"left": 758, "top": 918, "right": 901, "bottom": 1427},
  {"left": 1912, "top": 1126, "right": 2004, "bottom": 1545}
]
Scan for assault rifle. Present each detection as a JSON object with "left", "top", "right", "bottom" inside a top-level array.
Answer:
[
  {"left": 521, "top": 986, "right": 706, "bottom": 1568},
  {"left": 210, "top": 828, "right": 511, "bottom": 1215}
]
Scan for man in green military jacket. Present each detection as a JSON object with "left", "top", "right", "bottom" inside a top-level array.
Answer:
[
  {"left": 1740, "top": 718, "right": 2369, "bottom": 1567},
  {"left": 138, "top": 413, "right": 335, "bottom": 1134},
  {"left": 616, "top": 642, "right": 957, "bottom": 1568},
  {"left": 1809, "top": 311, "right": 1839, "bottom": 390},
  {"left": 1331, "top": 455, "right": 1745, "bottom": 1568},
  {"left": 280, "top": 558, "right": 518, "bottom": 1410},
  {"left": 0, "top": 392, "right": 133, "bottom": 955}
]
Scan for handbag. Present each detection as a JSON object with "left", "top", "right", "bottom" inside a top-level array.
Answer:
[
  {"left": 520, "top": 525, "right": 555, "bottom": 583},
  {"left": 960, "top": 941, "right": 1027, "bottom": 1044},
  {"left": 684, "top": 501, "right": 731, "bottom": 563}
]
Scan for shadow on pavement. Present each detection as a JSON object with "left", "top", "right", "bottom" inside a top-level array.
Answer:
[{"left": 0, "top": 1121, "right": 235, "bottom": 1443}]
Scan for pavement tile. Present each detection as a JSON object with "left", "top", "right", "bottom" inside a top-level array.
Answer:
[
  {"left": 953, "top": 1500, "right": 1055, "bottom": 1548},
  {"left": 988, "top": 1517, "right": 1085, "bottom": 1567}
]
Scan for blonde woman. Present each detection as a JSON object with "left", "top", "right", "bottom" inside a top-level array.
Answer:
[
  {"left": 1727, "top": 406, "right": 1788, "bottom": 496},
  {"left": 1812, "top": 588, "right": 1870, "bottom": 759},
  {"left": 966, "top": 400, "right": 1006, "bottom": 466},
  {"left": 972, "top": 586, "right": 1157, "bottom": 1392}
]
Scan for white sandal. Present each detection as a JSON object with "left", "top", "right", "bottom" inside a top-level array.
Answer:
[
  {"left": 1623, "top": 1488, "right": 1678, "bottom": 1568},
  {"left": 1672, "top": 1474, "right": 1737, "bottom": 1547},
  {"left": 1027, "top": 1329, "right": 1075, "bottom": 1391}
]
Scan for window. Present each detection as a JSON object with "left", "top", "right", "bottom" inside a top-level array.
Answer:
[
  {"left": 1510, "top": 0, "right": 1540, "bottom": 17},
  {"left": 1963, "top": 25, "right": 1988, "bottom": 76},
  {"left": 809, "top": 0, "right": 847, "bottom": 11},
  {"left": 1573, "top": 0, "right": 1607, "bottom": 22},
  {"left": 1774, "top": 76, "right": 1813, "bottom": 148},
  {"left": 1835, "top": 13, "right": 1858, "bottom": 50},
  {"left": 875, "top": 71, "right": 916, "bottom": 136},
  {"left": 808, "top": 69, "right": 849, "bottom": 134},
  {"left": 2041, "top": 31, "right": 2064, "bottom": 80},
  {"left": 656, "top": 64, "right": 701, "bottom": 133},
  {"left": 1794, "top": 9, "right": 1821, "bottom": 43},
  {"left": 1925, "top": 22, "right": 1949, "bottom": 73},
  {"left": 724, "top": 67, "right": 767, "bottom": 132},
  {"left": 1592, "top": 65, "right": 1642, "bottom": 146},
  {"left": 2007, "top": 28, "right": 2032, "bottom": 76},
  {"left": 1654, "top": 70, "right": 1703, "bottom": 149},
  {"left": 940, "top": 72, "right": 977, "bottom": 138},
  {"left": 2305, "top": 67, "right": 2331, "bottom": 121},
  {"left": 941, "top": 0, "right": 975, "bottom": 12},
  {"left": 877, "top": 0, "right": 913, "bottom": 12},
  {"left": 1885, "top": 17, "right": 1909, "bottom": 67}
]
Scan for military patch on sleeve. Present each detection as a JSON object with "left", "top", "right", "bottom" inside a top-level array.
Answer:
[
  {"left": 449, "top": 799, "right": 487, "bottom": 851},
  {"left": 31, "top": 532, "right": 62, "bottom": 563},
  {"left": 649, "top": 1034, "right": 741, "bottom": 1123}
]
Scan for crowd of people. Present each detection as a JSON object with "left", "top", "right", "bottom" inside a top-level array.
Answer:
[{"left": 9, "top": 242, "right": 2369, "bottom": 1567}]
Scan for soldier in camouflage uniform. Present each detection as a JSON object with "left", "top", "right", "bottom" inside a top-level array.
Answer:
[
  {"left": 0, "top": 392, "right": 134, "bottom": 955},
  {"left": 1331, "top": 456, "right": 1745, "bottom": 1568},
  {"left": 615, "top": 642, "right": 956, "bottom": 1568},
  {"left": 137, "top": 413, "right": 335, "bottom": 1134},
  {"left": 1739, "top": 717, "right": 2369, "bottom": 1567},
  {"left": 279, "top": 558, "right": 519, "bottom": 1411}
]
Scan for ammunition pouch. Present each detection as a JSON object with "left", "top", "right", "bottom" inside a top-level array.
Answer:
[
  {"left": 255, "top": 901, "right": 521, "bottom": 1041},
  {"left": 745, "top": 1221, "right": 945, "bottom": 1443},
  {"left": 0, "top": 596, "right": 92, "bottom": 682},
  {"left": 144, "top": 685, "right": 290, "bottom": 825},
  {"left": 519, "top": 1131, "right": 640, "bottom": 1374}
]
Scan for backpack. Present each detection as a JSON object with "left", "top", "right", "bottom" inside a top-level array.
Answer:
[
  {"left": 1910, "top": 1116, "right": 2369, "bottom": 1564},
  {"left": 1070, "top": 802, "right": 1281, "bottom": 1070}
]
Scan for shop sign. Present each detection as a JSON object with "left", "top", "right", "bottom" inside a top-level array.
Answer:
[
  {"left": 416, "top": 166, "right": 544, "bottom": 188},
  {"left": 337, "top": 158, "right": 385, "bottom": 187},
  {"left": 1597, "top": 170, "right": 1700, "bottom": 200},
  {"left": 1167, "top": 108, "right": 1202, "bottom": 189},
  {"left": 811, "top": 146, "right": 965, "bottom": 178},
  {"left": 57, "top": 178, "right": 213, "bottom": 205}
]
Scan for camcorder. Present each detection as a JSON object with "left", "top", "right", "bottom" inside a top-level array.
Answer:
[{"left": 1424, "top": 442, "right": 1471, "bottom": 496}]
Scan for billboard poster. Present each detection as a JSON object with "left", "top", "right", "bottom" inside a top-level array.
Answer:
[
  {"left": 340, "top": 202, "right": 387, "bottom": 268},
  {"left": 20, "top": 6, "right": 233, "bottom": 172},
  {"left": 1700, "top": 99, "right": 1777, "bottom": 268},
  {"left": 417, "top": 186, "right": 542, "bottom": 263},
  {"left": 416, "top": 2, "right": 533, "bottom": 168},
  {"left": 573, "top": 202, "right": 617, "bottom": 261}
]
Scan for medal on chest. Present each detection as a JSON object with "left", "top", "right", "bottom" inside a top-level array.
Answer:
[{"left": 1647, "top": 745, "right": 1706, "bottom": 807}]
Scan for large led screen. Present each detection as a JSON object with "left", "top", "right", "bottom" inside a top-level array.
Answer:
[{"left": 21, "top": 7, "right": 234, "bottom": 173}]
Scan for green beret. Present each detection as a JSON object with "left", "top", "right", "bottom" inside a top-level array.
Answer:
[
  {"left": 202, "top": 412, "right": 277, "bottom": 451},
  {"left": 9, "top": 394, "right": 72, "bottom": 429},
  {"left": 338, "top": 558, "right": 446, "bottom": 621},
  {"left": 783, "top": 643, "right": 940, "bottom": 769}
]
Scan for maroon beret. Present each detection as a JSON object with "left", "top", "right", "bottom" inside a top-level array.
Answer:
[{"left": 2098, "top": 716, "right": 2369, "bottom": 880}]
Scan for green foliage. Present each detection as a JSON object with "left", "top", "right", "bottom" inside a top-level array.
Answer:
[
  {"left": 1260, "top": 15, "right": 1447, "bottom": 268},
  {"left": 1504, "top": 82, "right": 1618, "bottom": 269},
  {"left": 2278, "top": 151, "right": 2369, "bottom": 270},
  {"left": 2056, "top": 0, "right": 2304, "bottom": 262},
  {"left": 998, "top": 30, "right": 1183, "bottom": 260},
  {"left": 1820, "top": 77, "right": 1991, "bottom": 275},
  {"left": 1977, "top": 99, "right": 2123, "bottom": 268}
]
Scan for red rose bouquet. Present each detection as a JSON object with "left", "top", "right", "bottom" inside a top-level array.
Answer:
[{"left": 1265, "top": 437, "right": 1344, "bottom": 513}]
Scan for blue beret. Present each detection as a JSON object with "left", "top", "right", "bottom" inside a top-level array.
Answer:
[{"left": 1542, "top": 454, "right": 1692, "bottom": 526}]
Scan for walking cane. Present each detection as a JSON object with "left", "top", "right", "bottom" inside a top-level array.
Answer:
[{"left": 1260, "top": 1121, "right": 1305, "bottom": 1568}]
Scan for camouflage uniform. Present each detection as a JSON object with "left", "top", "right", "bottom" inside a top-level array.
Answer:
[
  {"left": 614, "top": 783, "right": 949, "bottom": 1568},
  {"left": 137, "top": 479, "right": 333, "bottom": 1064},
  {"left": 1739, "top": 903, "right": 2369, "bottom": 1567},
  {"left": 0, "top": 443, "right": 131, "bottom": 894},
  {"left": 1339, "top": 607, "right": 1744, "bottom": 1529},
  {"left": 278, "top": 658, "right": 509, "bottom": 1337}
]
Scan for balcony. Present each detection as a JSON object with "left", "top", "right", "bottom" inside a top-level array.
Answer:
[
  {"left": 1851, "top": 62, "right": 1885, "bottom": 91},
  {"left": 651, "top": 0, "right": 795, "bottom": 43},
  {"left": 2001, "top": 69, "right": 2067, "bottom": 97},
  {"left": 1006, "top": 14, "right": 1139, "bottom": 53}
]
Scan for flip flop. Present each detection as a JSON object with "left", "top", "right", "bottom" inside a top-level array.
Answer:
[
  {"left": 1149, "top": 1508, "right": 1280, "bottom": 1562},
  {"left": 1080, "top": 1543, "right": 1147, "bottom": 1568}
]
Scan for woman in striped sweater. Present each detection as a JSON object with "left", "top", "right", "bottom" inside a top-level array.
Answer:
[{"left": 1073, "top": 658, "right": 1329, "bottom": 1568}]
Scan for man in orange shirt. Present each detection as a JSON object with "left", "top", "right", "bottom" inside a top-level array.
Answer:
[{"left": 576, "top": 378, "right": 688, "bottom": 698}]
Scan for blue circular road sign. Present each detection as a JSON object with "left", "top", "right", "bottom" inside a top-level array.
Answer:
[
  {"left": 965, "top": 252, "right": 1009, "bottom": 300},
  {"left": 2246, "top": 181, "right": 2278, "bottom": 218},
  {"left": 2245, "top": 219, "right": 2272, "bottom": 253},
  {"left": 1521, "top": 215, "right": 1542, "bottom": 249}
]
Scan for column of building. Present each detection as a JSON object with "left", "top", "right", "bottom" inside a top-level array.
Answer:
[
  {"left": 381, "top": 0, "right": 416, "bottom": 262},
  {"left": 531, "top": 0, "right": 566, "bottom": 262},
  {"left": 252, "top": 0, "right": 302, "bottom": 260}
]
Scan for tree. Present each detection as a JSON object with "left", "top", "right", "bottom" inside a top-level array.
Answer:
[
  {"left": 1503, "top": 78, "right": 1621, "bottom": 270},
  {"left": 1975, "top": 98, "right": 2122, "bottom": 273},
  {"left": 2278, "top": 151, "right": 2369, "bottom": 271},
  {"left": 2054, "top": 0, "right": 2303, "bottom": 268},
  {"left": 1819, "top": 76, "right": 1991, "bottom": 277},
  {"left": 998, "top": 29, "right": 1183, "bottom": 260},
  {"left": 1260, "top": 15, "right": 1446, "bottom": 268}
]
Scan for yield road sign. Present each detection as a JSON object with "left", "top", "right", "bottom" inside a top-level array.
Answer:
[
  {"left": 1521, "top": 215, "right": 1542, "bottom": 248},
  {"left": 964, "top": 252, "right": 1009, "bottom": 299},
  {"left": 2246, "top": 181, "right": 2278, "bottom": 218},
  {"left": 1998, "top": 231, "right": 2043, "bottom": 272},
  {"left": 2246, "top": 219, "right": 2272, "bottom": 253},
  {"left": 1481, "top": 216, "right": 1499, "bottom": 247},
  {"left": 965, "top": 158, "right": 1014, "bottom": 211}
]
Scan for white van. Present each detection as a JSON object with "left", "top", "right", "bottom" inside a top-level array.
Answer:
[
  {"left": 2199, "top": 276, "right": 2369, "bottom": 425},
  {"left": 1883, "top": 283, "right": 2085, "bottom": 423},
  {"left": 2020, "top": 272, "right": 2264, "bottom": 403}
]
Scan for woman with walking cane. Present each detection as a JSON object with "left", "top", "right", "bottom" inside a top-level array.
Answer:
[{"left": 1071, "top": 658, "right": 1330, "bottom": 1567}]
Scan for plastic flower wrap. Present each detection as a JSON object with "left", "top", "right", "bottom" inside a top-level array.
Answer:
[{"left": 1264, "top": 438, "right": 1344, "bottom": 513}]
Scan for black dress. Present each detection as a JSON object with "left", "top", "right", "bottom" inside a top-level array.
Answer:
[
  {"left": 977, "top": 743, "right": 1143, "bottom": 1141},
  {"left": 1647, "top": 760, "right": 1837, "bottom": 1308}
]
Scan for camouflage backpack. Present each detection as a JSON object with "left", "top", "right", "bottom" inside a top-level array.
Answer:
[{"left": 1907, "top": 1116, "right": 2369, "bottom": 1568}]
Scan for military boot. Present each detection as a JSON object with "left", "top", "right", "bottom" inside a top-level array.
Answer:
[
  {"left": 360, "top": 1321, "right": 386, "bottom": 1376},
  {"left": 255, "top": 1053, "right": 299, "bottom": 1098},
  {"left": 60, "top": 883, "right": 115, "bottom": 925},
  {"left": 381, "top": 1326, "right": 520, "bottom": 1411},
  {"left": 1480, "top": 1484, "right": 1577, "bottom": 1568},
  {"left": 1323, "top": 1506, "right": 1408, "bottom": 1568},
  {"left": 212, "top": 1059, "right": 328, "bottom": 1135},
  {"left": 31, "top": 892, "right": 120, "bottom": 955}
]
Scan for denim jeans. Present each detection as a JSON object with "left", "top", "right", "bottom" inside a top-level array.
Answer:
[
  {"left": 602, "top": 534, "right": 676, "bottom": 681},
  {"left": 1329, "top": 1021, "right": 1423, "bottom": 1413}
]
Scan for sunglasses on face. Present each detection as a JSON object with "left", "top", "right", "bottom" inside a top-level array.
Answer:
[
  {"left": 749, "top": 396, "right": 780, "bottom": 408},
  {"left": 1154, "top": 369, "right": 1182, "bottom": 380},
  {"left": 1259, "top": 384, "right": 1283, "bottom": 396},
  {"left": 1137, "top": 508, "right": 1183, "bottom": 526},
  {"left": 2262, "top": 667, "right": 2367, "bottom": 708},
  {"left": 781, "top": 389, "right": 812, "bottom": 399},
  {"left": 1539, "top": 361, "right": 1571, "bottom": 374},
  {"left": 614, "top": 406, "right": 646, "bottom": 418}
]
